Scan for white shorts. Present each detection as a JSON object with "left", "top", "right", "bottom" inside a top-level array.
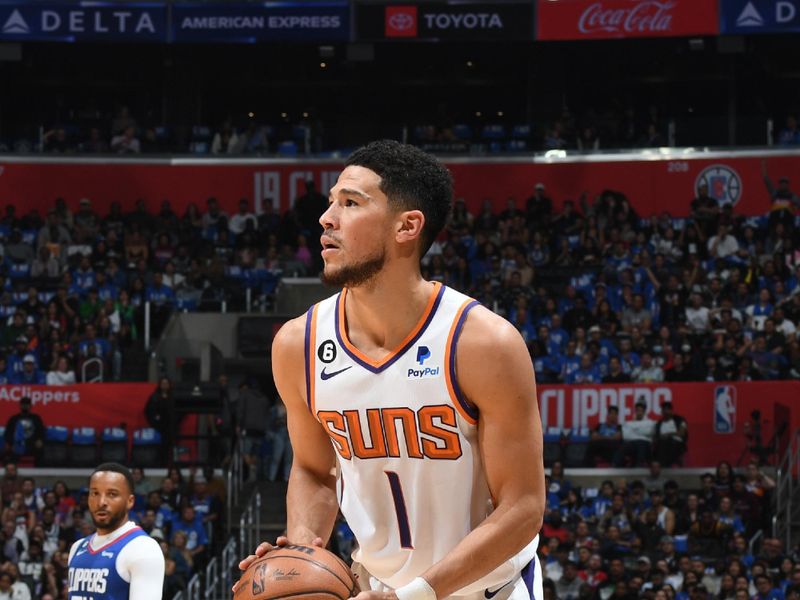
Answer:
[{"left": 351, "top": 557, "right": 543, "bottom": 600}]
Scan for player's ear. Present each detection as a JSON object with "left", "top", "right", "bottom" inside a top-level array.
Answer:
[{"left": 395, "top": 209, "right": 425, "bottom": 245}]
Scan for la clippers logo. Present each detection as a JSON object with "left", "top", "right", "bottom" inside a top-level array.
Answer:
[
  {"left": 713, "top": 385, "right": 736, "bottom": 434},
  {"left": 386, "top": 5, "right": 417, "bottom": 37},
  {"left": 695, "top": 164, "right": 743, "bottom": 207}
]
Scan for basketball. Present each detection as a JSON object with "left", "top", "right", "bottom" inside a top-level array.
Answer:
[{"left": 234, "top": 544, "right": 360, "bottom": 600}]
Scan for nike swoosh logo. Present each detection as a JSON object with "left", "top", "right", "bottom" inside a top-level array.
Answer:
[
  {"left": 320, "top": 366, "right": 352, "bottom": 381},
  {"left": 76, "top": 549, "right": 87, "bottom": 556},
  {"left": 484, "top": 581, "right": 512, "bottom": 599}
]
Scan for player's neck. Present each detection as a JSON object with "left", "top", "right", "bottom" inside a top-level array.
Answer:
[{"left": 343, "top": 271, "right": 434, "bottom": 352}]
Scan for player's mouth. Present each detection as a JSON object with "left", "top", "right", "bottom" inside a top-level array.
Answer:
[
  {"left": 320, "top": 236, "right": 340, "bottom": 256},
  {"left": 94, "top": 511, "right": 109, "bottom": 519}
]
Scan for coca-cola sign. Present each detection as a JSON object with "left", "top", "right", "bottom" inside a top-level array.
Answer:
[{"left": 537, "top": 0, "right": 718, "bottom": 40}]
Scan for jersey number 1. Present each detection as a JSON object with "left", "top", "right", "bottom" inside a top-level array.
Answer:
[{"left": 385, "top": 471, "right": 413, "bottom": 549}]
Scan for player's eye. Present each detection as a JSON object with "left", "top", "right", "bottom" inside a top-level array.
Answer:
[{"left": 345, "top": 199, "right": 357, "bottom": 207}]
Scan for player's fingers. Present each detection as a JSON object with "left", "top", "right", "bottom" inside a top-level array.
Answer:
[
  {"left": 311, "top": 537, "right": 325, "bottom": 547},
  {"left": 275, "top": 536, "right": 290, "bottom": 546},
  {"left": 254, "top": 542, "right": 274, "bottom": 556},
  {"left": 238, "top": 553, "right": 258, "bottom": 570}
]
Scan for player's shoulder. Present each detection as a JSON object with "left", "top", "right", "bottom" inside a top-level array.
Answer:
[
  {"left": 68, "top": 535, "right": 90, "bottom": 563},
  {"left": 458, "top": 304, "right": 528, "bottom": 354},
  {"left": 120, "top": 531, "right": 163, "bottom": 559},
  {"left": 272, "top": 313, "right": 308, "bottom": 357}
]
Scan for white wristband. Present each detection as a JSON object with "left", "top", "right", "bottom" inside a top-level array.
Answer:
[{"left": 395, "top": 577, "right": 437, "bottom": 600}]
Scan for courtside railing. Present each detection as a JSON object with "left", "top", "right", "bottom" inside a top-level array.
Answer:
[{"left": 774, "top": 431, "right": 800, "bottom": 549}]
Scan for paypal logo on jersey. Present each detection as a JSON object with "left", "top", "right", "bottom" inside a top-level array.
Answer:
[
  {"left": 416, "top": 345, "right": 431, "bottom": 365},
  {"left": 409, "top": 346, "right": 438, "bottom": 378}
]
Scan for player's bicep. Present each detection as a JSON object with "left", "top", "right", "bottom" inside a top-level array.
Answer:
[
  {"left": 272, "top": 316, "right": 336, "bottom": 479},
  {"left": 123, "top": 537, "right": 165, "bottom": 600},
  {"left": 457, "top": 310, "right": 545, "bottom": 511}
]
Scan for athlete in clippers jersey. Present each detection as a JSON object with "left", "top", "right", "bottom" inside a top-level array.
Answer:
[
  {"left": 236, "top": 141, "right": 545, "bottom": 600},
  {"left": 68, "top": 463, "right": 164, "bottom": 600}
]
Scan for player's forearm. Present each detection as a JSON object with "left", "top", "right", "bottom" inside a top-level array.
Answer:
[
  {"left": 421, "top": 493, "right": 543, "bottom": 599},
  {"left": 286, "top": 465, "right": 338, "bottom": 545}
]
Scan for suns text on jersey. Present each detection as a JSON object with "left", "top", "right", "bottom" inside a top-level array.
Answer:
[
  {"left": 69, "top": 567, "right": 109, "bottom": 596},
  {"left": 317, "top": 404, "right": 463, "bottom": 460}
]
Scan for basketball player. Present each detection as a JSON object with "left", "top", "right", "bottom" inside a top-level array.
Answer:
[
  {"left": 237, "top": 140, "right": 545, "bottom": 600},
  {"left": 68, "top": 463, "right": 165, "bottom": 599}
]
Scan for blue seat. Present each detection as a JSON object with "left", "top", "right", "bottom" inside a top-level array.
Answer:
[
  {"left": 452, "top": 124, "right": 473, "bottom": 140},
  {"left": 564, "top": 427, "right": 590, "bottom": 468},
  {"left": 511, "top": 124, "right": 531, "bottom": 139},
  {"left": 70, "top": 427, "right": 98, "bottom": 466},
  {"left": 43, "top": 426, "right": 69, "bottom": 466},
  {"left": 481, "top": 124, "right": 506, "bottom": 140},
  {"left": 132, "top": 428, "right": 162, "bottom": 468},
  {"left": 101, "top": 427, "right": 128, "bottom": 463},
  {"left": 8, "top": 263, "right": 30, "bottom": 280},
  {"left": 544, "top": 427, "right": 563, "bottom": 467},
  {"left": 277, "top": 141, "right": 298, "bottom": 156}
]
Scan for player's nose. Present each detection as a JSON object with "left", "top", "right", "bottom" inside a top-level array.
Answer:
[{"left": 319, "top": 203, "right": 337, "bottom": 230}]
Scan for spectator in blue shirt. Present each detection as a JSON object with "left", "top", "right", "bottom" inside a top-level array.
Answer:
[
  {"left": 717, "top": 496, "right": 745, "bottom": 535},
  {"left": 566, "top": 353, "right": 602, "bottom": 384},
  {"left": 12, "top": 355, "right": 45, "bottom": 385},
  {"left": 78, "top": 324, "right": 111, "bottom": 361},
  {"left": 0, "top": 357, "right": 9, "bottom": 385},
  {"left": 549, "top": 314, "right": 570, "bottom": 351},
  {"left": 562, "top": 341, "right": 582, "bottom": 381},
  {"left": 6, "top": 337, "right": 30, "bottom": 380},
  {"left": 588, "top": 406, "right": 623, "bottom": 466},
  {"left": 146, "top": 271, "right": 176, "bottom": 306},
  {"left": 72, "top": 255, "right": 96, "bottom": 294},
  {"left": 754, "top": 574, "right": 785, "bottom": 600},
  {"left": 144, "top": 490, "right": 174, "bottom": 535},
  {"left": 778, "top": 115, "right": 800, "bottom": 146},
  {"left": 618, "top": 337, "right": 641, "bottom": 374},
  {"left": 95, "top": 271, "right": 118, "bottom": 303},
  {"left": 170, "top": 505, "right": 208, "bottom": 561}
]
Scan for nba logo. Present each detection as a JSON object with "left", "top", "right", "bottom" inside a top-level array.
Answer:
[{"left": 713, "top": 385, "right": 736, "bottom": 434}]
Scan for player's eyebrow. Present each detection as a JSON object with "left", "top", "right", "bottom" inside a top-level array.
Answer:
[{"left": 330, "top": 188, "right": 372, "bottom": 201}]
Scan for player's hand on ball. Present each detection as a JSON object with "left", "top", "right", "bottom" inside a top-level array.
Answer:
[{"left": 232, "top": 537, "right": 326, "bottom": 593}]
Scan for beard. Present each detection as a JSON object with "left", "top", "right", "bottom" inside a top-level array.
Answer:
[
  {"left": 91, "top": 505, "right": 128, "bottom": 532},
  {"left": 320, "top": 248, "right": 386, "bottom": 288}
]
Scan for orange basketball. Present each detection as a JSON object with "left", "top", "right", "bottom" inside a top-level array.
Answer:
[{"left": 234, "top": 544, "right": 360, "bottom": 600}]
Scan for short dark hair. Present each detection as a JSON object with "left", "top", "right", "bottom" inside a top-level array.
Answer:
[
  {"left": 345, "top": 139, "right": 453, "bottom": 255},
  {"left": 91, "top": 463, "right": 135, "bottom": 494}
]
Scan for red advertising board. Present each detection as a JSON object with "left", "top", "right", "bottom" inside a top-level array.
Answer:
[
  {"left": 0, "top": 383, "right": 155, "bottom": 431},
  {"left": 537, "top": 0, "right": 719, "bottom": 41},
  {"left": 0, "top": 151, "right": 796, "bottom": 218},
  {"left": 538, "top": 382, "right": 797, "bottom": 467}
]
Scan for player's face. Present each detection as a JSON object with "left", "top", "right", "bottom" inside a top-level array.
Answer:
[
  {"left": 320, "top": 166, "right": 394, "bottom": 288},
  {"left": 88, "top": 472, "right": 134, "bottom": 535}
]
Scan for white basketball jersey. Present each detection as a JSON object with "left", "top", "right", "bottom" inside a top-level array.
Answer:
[{"left": 304, "top": 282, "right": 539, "bottom": 595}]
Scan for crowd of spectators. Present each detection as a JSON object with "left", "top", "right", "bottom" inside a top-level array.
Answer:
[
  {"left": 422, "top": 160, "right": 800, "bottom": 382},
  {"left": 538, "top": 460, "right": 797, "bottom": 600},
  {"left": 2, "top": 154, "right": 800, "bottom": 384},
  {"left": 0, "top": 185, "right": 323, "bottom": 383},
  {"left": 0, "top": 463, "right": 224, "bottom": 599},
  {"left": 34, "top": 107, "right": 310, "bottom": 157}
]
